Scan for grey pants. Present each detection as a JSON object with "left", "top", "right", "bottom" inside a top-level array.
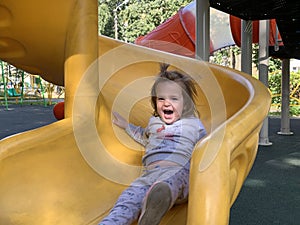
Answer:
[{"left": 99, "top": 163, "right": 190, "bottom": 225}]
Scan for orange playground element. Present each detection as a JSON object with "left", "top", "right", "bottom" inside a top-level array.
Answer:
[
  {"left": 135, "top": 1, "right": 283, "bottom": 58},
  {"left": 53, "top": 102, "right": 65, "bottom": 120},
  {"left": 229, "top": 16, "right": 283, "bottom": 48}
]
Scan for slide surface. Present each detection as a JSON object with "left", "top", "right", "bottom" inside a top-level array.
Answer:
[{"left": 0, "top": 1, "right": 271, "bottom": 224}]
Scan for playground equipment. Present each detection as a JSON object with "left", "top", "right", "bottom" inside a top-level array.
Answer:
[
  {"left": 53, "top": 101, "right": 65, "bottom": 120},
  {"left": 0, "top": 61, "right": 47, "bottom": 108},
  {"left": 0, "top": 1, "right": 270, "bottom": 225},
  {"left": 135, "top": 1, "right": 283, "bottom": 58}
]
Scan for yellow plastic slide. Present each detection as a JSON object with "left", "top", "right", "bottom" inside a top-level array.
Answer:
[{"left": 0, "top": 0, "right": 271, "bottom": 224}]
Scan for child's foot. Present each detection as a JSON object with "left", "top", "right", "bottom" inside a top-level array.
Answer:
[{"left": 138, "top": 182, "right": 172, "bottom": 225}]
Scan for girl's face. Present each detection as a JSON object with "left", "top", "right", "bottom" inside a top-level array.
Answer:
[{"left": 155, "top": 81, "right": 184, "bottom": 124}]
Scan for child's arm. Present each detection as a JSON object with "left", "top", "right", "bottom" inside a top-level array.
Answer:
[
  {"left": 112, "top": 112, "right": 128, "bottom": 129},
  {"left": 112, "top": 112, "right": 148, "bottom": 146}
]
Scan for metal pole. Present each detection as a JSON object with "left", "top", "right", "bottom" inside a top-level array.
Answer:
[
  {"left": 258, "top": 20, "right": 272, "bottom": 146},
  {"left": 113, "top": 9, "right": 118, "bottom": 39},
  {"left": 241, "top": 20, "right": 253, "bottom": 75},
  {"left": 20, "top": 70, "right": 24, "bottom": 105},
  {"left": 195, "top": 0, "right": 210, "bottom": 61},
  {"left": 113, "top": 0, "right": 129, "bottom": 40},
  {"left": 278, "top": 58, "right": 293, "bottom": 135},
  {"left": 1, "top": 61, "right": 8, "bottom": 110},
  {"left": 38, "top": 76, "right": 47, "bottom": 107}
]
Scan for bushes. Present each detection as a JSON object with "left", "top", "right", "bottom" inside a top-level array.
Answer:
[{"left": 269, "top": 70, "right": 300, "bottom": 117}]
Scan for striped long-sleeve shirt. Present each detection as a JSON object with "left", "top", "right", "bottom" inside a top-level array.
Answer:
[{"left": 125, "top": 116, "right": 206, "bottom": 166}]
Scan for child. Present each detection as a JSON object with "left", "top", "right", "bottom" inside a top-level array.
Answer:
[{"left": 99, "top": 63, "right": 206, "bottom": 225}]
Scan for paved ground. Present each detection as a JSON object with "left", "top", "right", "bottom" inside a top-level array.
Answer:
[
  {"left": 0, "top": 104, "right": 57, "bottom": 139},
  {"left": 0, "top": 104, "right": 299, "bottom": 224},
  {"left": 230, "top": 116, "right": 300, "bottom": 225}
]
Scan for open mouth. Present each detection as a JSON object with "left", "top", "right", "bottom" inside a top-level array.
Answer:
[{"left": 163, "top": 109, "right": 173, "bottom": 115}]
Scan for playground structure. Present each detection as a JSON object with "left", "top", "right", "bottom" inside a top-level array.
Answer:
[
  {"left": 0, "top": 61, "right": 66, "bottom": 108},
  {"left": 0, "top": 61, "right": 47, "bottom": 107},
  {"left": 134, "top": 0, "right": 299, "bottom": 135},
  {"left": 0, "top": 1, "right": 271, "bottom": 225},
  {"left": 135, "top": 1, "right": 283, "bottom": 59}
]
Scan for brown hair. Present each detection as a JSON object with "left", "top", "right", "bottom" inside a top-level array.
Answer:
[{"left": 151, "top": 63, "right": 199, "bottom": 117}]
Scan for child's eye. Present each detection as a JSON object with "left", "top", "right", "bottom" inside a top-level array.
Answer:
[
  {"left": 171, "top": 97, "right": 178, "bottom": 101},
  {"left": 157, "top": 97, "right": 164, "bottom": 101}
]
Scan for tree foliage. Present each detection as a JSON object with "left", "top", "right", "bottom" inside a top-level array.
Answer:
[
  {"left": 252, "top": 43, "right": 282, "bottom": 72},
  {"left": 98, "top": 0, "right": 193, "bottom": 42},
  {"left": 210, "top": 46, "right": 240, "bottom": 69},
  {"left": 269, "top": 70, "right": 300, "bottom": 116},
  {"left": 98, "top": 2, "right": 111, "bottom": 35}
]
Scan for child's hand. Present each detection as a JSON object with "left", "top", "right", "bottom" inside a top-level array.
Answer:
[{"left": 112, "top": 112, "right": 128, "bottom": 129}]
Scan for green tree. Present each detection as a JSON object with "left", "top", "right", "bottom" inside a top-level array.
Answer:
[
  {"left": 98, "top": 0, "right": 193, "bottom": 42},
  {"left": 98, "top": 0, "right": 119, "bottom": 37},
  {"left": 269, "top": 70, "right": 300, "bottom": 116},
  {"left": 252, "top": 43, "right": 282, "bottom": 72},
  {"left": 119, "top": 0, "right": 192, "bottom": 42},
  {"left": 210, "top": 46, "right": 240, "bottom": 69},
  {"left": 98, "top": 1, "right": 111, "bottom": 35}
]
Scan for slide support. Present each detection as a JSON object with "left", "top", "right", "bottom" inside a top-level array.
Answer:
[
  {"left": 258, "top": 20, "right": 272, "bottom": 146},
  {"left": 195, "top": 0, "right": 210, "bottom": 61},
  {"left": 241, "top": 20, "right": 253, "bottom": 75}
]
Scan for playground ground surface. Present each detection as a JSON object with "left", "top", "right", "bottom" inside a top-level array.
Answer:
[{"left": 0, "top": 103, "right": 299, "bottom": 225}]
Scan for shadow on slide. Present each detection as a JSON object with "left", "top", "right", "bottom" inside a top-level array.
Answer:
[{"left": 0, "top": 1, "right": 271, "bottom": 224}]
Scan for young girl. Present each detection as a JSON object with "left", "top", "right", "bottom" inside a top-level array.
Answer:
[{"left": 99, "top": 63, "right": 206, "bottom": 225}]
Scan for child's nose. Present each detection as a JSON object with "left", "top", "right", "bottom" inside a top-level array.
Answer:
[{"left": 164, "top": 99, "right": 171, "bottom": 106}]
